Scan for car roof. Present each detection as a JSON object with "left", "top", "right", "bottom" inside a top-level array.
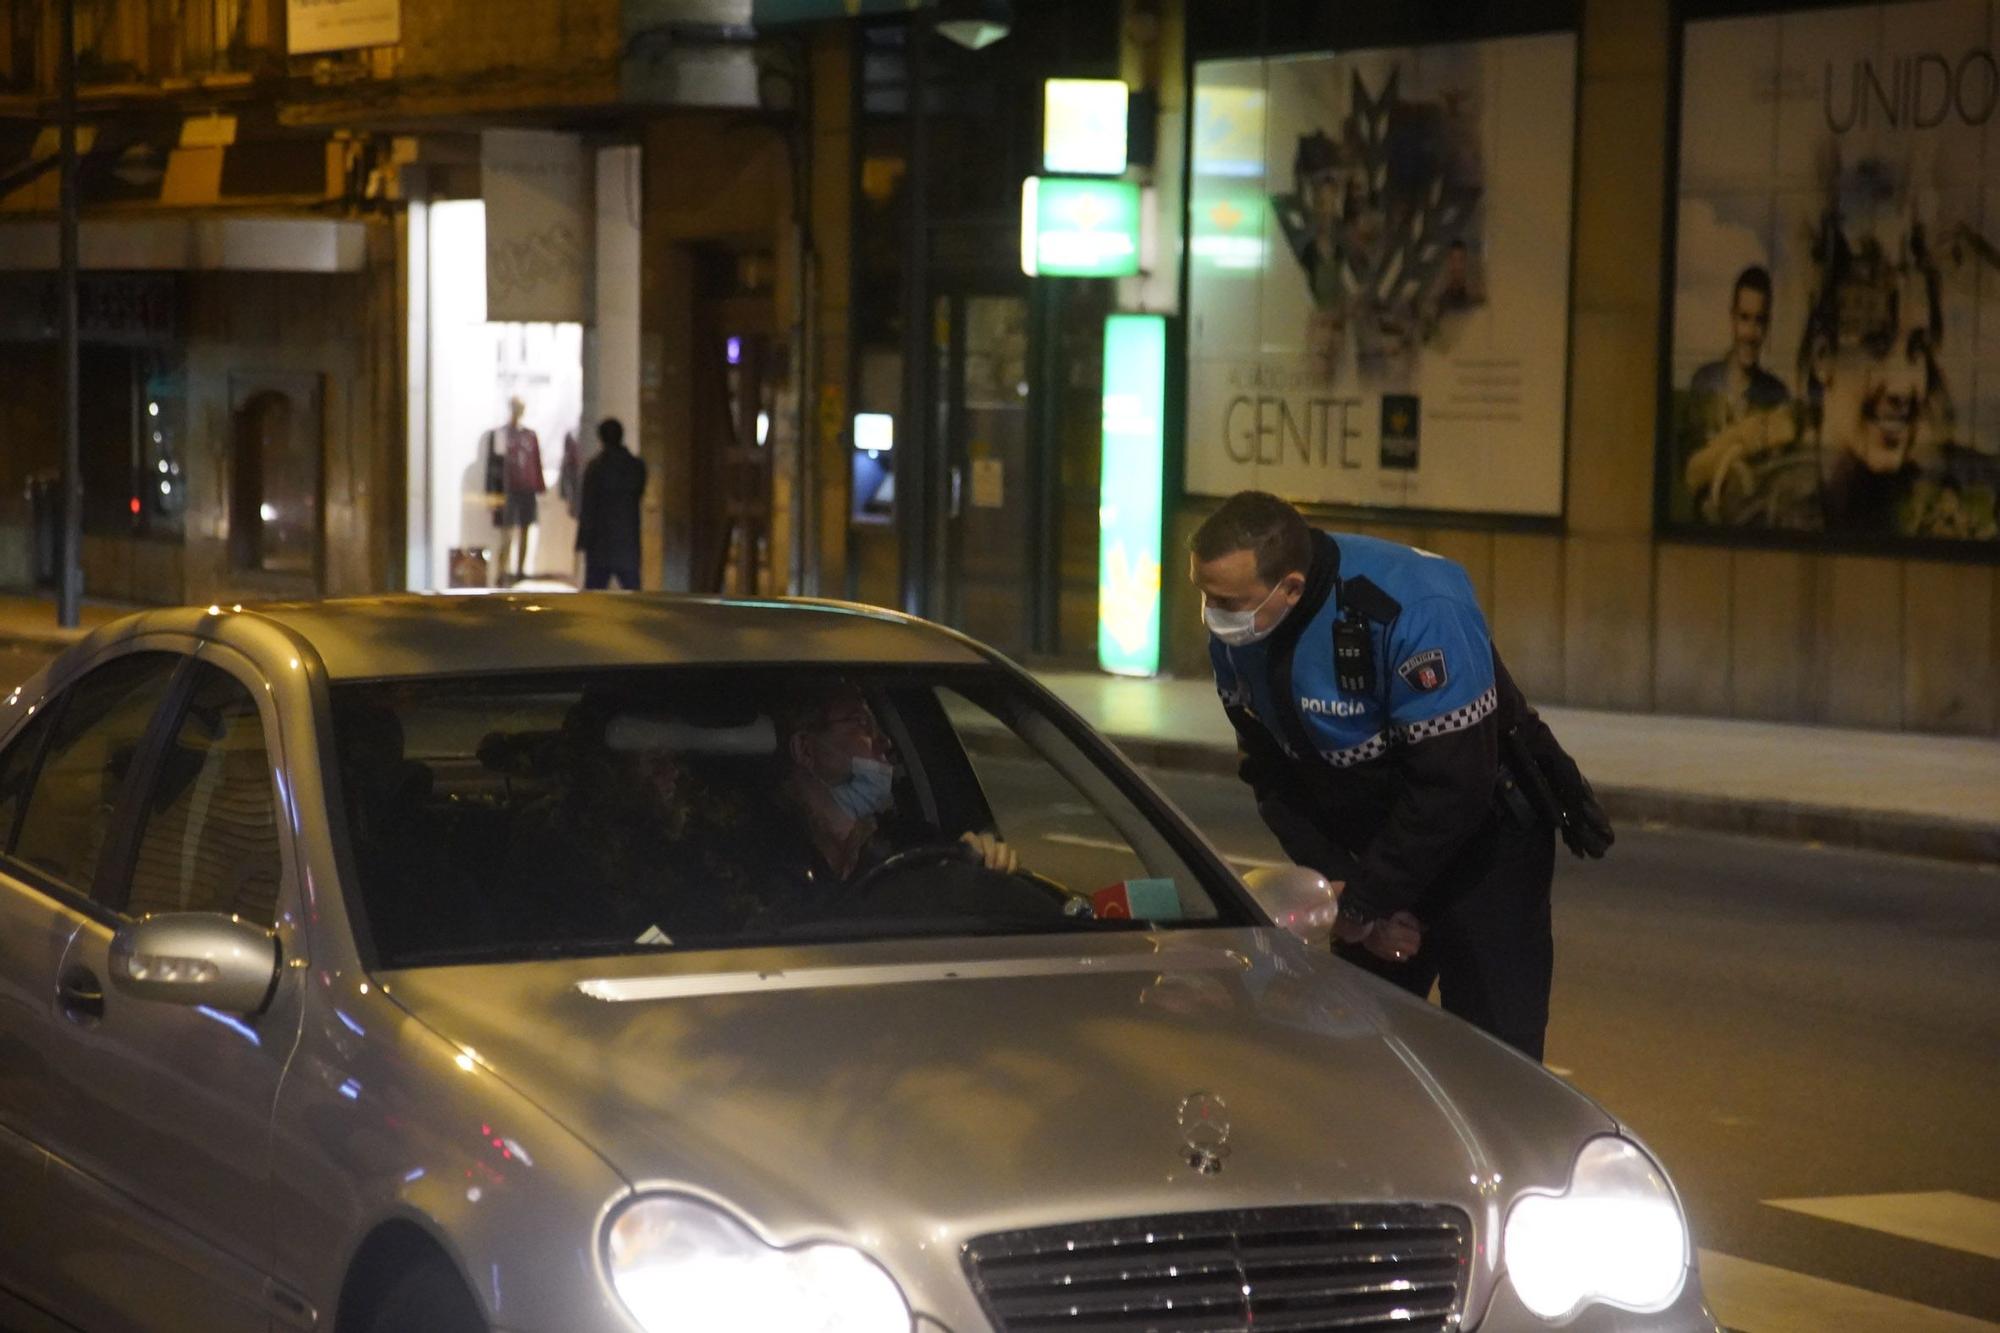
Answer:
[{"left": 117, "top": 593, "right": 993, "bottom": 681}]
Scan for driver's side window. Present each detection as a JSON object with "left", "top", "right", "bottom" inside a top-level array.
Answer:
[{"left": 8, "top": 653, "right": 181, "bottom": 895}]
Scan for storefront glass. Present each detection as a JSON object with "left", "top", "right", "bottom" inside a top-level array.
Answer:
[{"left": 422, "top": 199, "right": 585, "bottom": 590}]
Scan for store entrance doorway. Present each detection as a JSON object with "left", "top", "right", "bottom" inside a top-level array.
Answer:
[
  {"left": 691, "top": 271, "right": 779, "bottom": 596},
  {"left": 937, "top": 290, "right": 1034, "bottom": 658}
]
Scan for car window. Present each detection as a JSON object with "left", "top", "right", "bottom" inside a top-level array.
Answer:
[
  {"left": 940, "top": 688, "right": 1191, "bottom": 921},
  {"left": 0, "top": 705, "right": 58, "bottom": 855},
  {"left": 124, "top": 663, "right": 283, "bottom": 926},
  {"left": 10, "top": 653, "right": 181, "bottom": 894},
  {"left": 329, "top": 665, "right": 1250, "bottom": 968}
]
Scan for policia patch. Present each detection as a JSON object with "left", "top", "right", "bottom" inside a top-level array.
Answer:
[{"left": 1397, "top": 648, "right": 1448, "bottom": 693}]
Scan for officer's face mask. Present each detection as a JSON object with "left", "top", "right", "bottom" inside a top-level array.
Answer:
[{"left": 1203, "top": 580, "right": 1292, "bottom": 647}]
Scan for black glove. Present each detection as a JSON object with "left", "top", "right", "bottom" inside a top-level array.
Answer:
[
  {"left": 1504, "top": 723, "right": 1614, "bottom": 860},
  {"left": 1541, "top": 745, "right": 1614, "bottom": 859}
]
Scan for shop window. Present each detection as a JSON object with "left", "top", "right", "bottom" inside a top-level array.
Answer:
[
  {"left": 77, "top": 348, "right": 185, "bottom": 544},
  {"left": 78, "top": 345, "right": 186, "bottom": 541},
  {"left": 1, "top": 1, "right": 39, "bottom": 91},
  {"left": 79, "top": 346, "right": 138, "bottom": 536},
  {"left": 228, "top": 373, "right": 320, "bottom": 577},
  {"left": 140, "top": 359, "right": 188, "bottom": 536},
  {"left": 179, "top": 0, "right": 284, "bottom": 77},
  {"left": 74, "top": 0, "right": 147, "bottom": 84}
]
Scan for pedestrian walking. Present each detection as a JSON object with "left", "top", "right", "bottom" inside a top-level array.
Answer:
[
  {"left": 575, "top": 418, "right": 646, "bottom": 591},
  {"left": 1188, "top": 490, "right": 1612, "bottom": 1060}
]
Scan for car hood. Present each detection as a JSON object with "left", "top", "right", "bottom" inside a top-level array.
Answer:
[{"left": 382, "top": 928, "right": 1613, "bottom": 1318}]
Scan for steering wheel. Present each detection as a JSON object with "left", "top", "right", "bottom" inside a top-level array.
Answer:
[{"left": 842, "top": 841, "right": 1094, "bottom": 920}]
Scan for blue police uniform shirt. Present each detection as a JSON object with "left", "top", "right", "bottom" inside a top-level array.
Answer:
[{"left": 1209, "top": 534, "right": 1498, "bottom": 769}]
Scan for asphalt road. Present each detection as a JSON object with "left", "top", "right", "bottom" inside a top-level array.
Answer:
[{"left": 1134, "top": 762, "right": 2000, "bottom": 1333}]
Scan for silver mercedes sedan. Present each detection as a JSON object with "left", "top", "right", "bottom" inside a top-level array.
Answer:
[{"left": 0, "top": 593, "right": 1716, "bottom": 1333}]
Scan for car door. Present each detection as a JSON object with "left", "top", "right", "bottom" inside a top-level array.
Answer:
[
  {"left": 0, "top": 693, "right": 64, "bottom": 1321},
  {"left": 32, "top": 651, "right": 306, "bottom": 1333},
  {"left": 0, "top": 650, "right": 182, "bottom": 1321}
]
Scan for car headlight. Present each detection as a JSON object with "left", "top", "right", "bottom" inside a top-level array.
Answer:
[
  {"left": 604, "top": 1194, "right": 912, "bottom": 1333},
  {"left": 1503, "top": 1135, "right": 1689, "bottom": 1322}
]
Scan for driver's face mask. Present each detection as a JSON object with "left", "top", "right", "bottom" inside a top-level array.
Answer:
[{"left": 828, "top": 755, "right": 896, "bottom": 821}]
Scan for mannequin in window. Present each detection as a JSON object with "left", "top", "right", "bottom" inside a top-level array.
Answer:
[{"left": 484, "top": 396, "right": 546, "bottom": 585}]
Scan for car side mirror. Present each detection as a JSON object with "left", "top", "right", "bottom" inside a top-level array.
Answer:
[
  {"left": 1240, "top": 864, "right": 1338, "bottom": 948},
  {"left": 109, "top": 913, "right": 280, "bottom": 1016}
]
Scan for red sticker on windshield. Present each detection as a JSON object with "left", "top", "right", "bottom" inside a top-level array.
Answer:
[{"left": 1091, "top": 884, "right": 1134, "bottom": 919}]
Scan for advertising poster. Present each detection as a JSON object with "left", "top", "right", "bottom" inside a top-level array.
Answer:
[
  {"left": 1666, "top": 1, "right": 2000, "bottom": 546},
  {"left": 1186, "top": 33, "right": 1577, "bottom": 515}
]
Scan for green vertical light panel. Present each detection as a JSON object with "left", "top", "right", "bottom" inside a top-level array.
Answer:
[{"left": 1098, "top": 314, "right": 1167, "bottom": 677}]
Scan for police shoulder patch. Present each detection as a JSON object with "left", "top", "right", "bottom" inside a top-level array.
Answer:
[{"left": 1397, "top": 648, "right": 1448, "bottom": 693}]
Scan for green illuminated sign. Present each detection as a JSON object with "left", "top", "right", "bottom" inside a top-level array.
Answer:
[
  {"left": 1098, "top": 313, "right": 1167, "bottom": 677},
  {"left": 1021, "top": 177, "right": 1141, "bottom": 278}
]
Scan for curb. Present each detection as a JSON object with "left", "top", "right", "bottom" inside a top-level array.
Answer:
[
  {"left": 1097, "top": 733, "right": 2000, "bottom": 868},
  {"left": 1593, "top": 788, "right": 2000, "bottom": 866},
  {"left": 0, "top": 628, "right": 88, "bottom": 653}
]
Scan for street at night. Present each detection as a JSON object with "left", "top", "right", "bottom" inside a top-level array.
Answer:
[
  {"left": 6, "top": 0, "right": 2000, "bottom": 1327},
  {"left": 986, "top": 756, "right": 2000, "bottom": 1333}
]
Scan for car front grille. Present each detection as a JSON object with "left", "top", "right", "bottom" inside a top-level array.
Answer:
[{"left": 962, "top": 1203, "right": 1471, "bottom": 1332}]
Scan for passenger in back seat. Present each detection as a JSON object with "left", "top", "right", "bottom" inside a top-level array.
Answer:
[
  {"left": 333, "top": 698, "right": 488, "bottom": 961},
  {"left": 500, "top": 695, "right": 761, "bottom": 945}
]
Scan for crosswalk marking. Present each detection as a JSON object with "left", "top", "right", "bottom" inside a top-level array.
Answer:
[
  {"left": 1698, "top": 1249, "right": 2000, "bottom": 1333},
  {"left": 1764, "top": 1192, "right": 2000, "bottom": 1263}
]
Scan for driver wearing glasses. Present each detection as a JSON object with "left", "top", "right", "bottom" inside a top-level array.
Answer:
[{"left": 771, "top": 683, "right": 1017, "bottom": 895}]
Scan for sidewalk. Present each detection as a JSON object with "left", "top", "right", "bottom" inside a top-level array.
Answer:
[
  {"left": 1, "top": 593, "right": 1994, "bottom": 864},
  {"left": 0, "top": 593, "right": 138, "bottom": 649},
  {"left": 1033, "top": 671, "right": 2000, "bottom": 866}
]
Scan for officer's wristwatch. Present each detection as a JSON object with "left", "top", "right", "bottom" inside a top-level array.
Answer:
[{"left": 1336, "top": 902, "right": 1376, "bottom": 934}]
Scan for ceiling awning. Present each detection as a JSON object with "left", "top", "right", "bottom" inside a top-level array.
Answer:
[{"left": 0, "top": 216, "right": 370, "bottom": 273}]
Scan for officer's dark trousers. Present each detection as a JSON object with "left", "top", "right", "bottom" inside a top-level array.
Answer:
[{"left": 1328, "top": 812, "right": 1556, "bottom": 1061}]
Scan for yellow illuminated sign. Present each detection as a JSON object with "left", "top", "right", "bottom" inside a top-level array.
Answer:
[{"left": 1043, "top": 78, "right": 1130, "bottom": 176}]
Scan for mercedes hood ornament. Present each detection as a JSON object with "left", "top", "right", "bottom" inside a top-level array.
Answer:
[{"left": 1178, "top": 1091, "right": 1232, "bottom": 1174}]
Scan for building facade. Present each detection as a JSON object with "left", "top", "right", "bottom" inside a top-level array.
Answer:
[
  {"left": 0, "top": 0, "right": 812, "bottom": 605},
  {"left": 4, "top": 0, "right": 1994, "bottom": 738},
  {"left": 0, "top": 0, "right": 402, "bottom": 602},
  {"left": 1160, "top": 0, "right": 2000, "bottom": 737}
]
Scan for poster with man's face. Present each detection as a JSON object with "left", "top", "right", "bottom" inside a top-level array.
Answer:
[
  {"left": 1666, "top": 0, "right": 2000, "bottom": 545},
  {"left": 1185, "top": 33, "right": 1576, "bottom": 516}
]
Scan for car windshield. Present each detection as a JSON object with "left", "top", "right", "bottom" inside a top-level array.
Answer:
[{"left": 329, "top": 664, "right": 1253, "bottom": 967}]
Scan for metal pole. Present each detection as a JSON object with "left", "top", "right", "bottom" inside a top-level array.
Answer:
[
  {"left": 794, "top": 235, "right": 816, "bottom": 596},
  {"left": 1028, "top": 276, "right": 1061, "bottom": 656},
  {"left": 57, "top": 0, "right": 82, "bottom": 629},
  {"left": 896, "top": 13, "right": 931, "bottom": 619}
]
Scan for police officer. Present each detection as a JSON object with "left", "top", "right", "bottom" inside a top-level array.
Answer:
[{"left": 1189, "top": 491, "right": 1609, "bottom": 1060}]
